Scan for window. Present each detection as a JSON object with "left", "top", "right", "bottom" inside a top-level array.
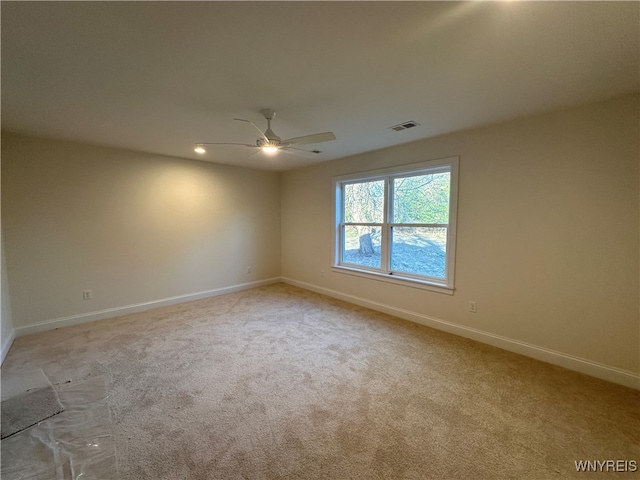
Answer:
[{"left": 332, "top": 157, "right": 458, "bottom": 293}]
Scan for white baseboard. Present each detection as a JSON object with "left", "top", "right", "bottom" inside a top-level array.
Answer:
[
  {"left": 1, "top": 328, "right": 16, "bottom": 365},
  {"left": 14, "top": 277, "right": 281, "bottom": 338},
  {"left": 282, "top": 277, "right": 640, "bottom": 390}
]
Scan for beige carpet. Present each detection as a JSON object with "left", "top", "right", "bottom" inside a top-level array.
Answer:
[{"left": 1, "top": 283, "right": 638, "bottom": 479}]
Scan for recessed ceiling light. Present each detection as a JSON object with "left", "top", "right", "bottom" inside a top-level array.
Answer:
[{"left": 194, "top": 146, "right": 206, "bottom": 154}]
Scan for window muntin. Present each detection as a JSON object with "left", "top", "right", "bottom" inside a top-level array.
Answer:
[{"left": 333, "top": 157, "right": 458, "bottom": 291}]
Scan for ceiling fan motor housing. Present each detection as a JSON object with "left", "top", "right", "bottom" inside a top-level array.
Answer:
[
  {"left": 258, "top": 138, "right": 281, "bottom": 148},
  {"left": 263, "top": 128, "right": 281, "bottom": 143}
]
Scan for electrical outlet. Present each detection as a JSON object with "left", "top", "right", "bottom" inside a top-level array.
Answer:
[
  {"left": 469, "top": 301, "right": 477, "bottom": 313},
  {"left": 321, "top": 270, "right": 325, "bottom": 278},
  {"left": 83, "top": 290, "right": 92, "bottom": 301},
  {"left": 246, "top": 266, "right": 252, "bottom": 275}
]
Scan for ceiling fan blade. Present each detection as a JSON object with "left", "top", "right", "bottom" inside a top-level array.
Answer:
[
  {"left": 282, "top": 132, "right": 336, "bottom": 146},
  {"left": 234, "top": 118, "right": 269, "bottom": 143},
  {"left": 280, "top": 147, "right": 322, "bottom": 158},
  {"left": 194, "top": 142, "right": 257, "bottom": 147}
]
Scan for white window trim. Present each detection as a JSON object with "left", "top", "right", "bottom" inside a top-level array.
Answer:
[{"left": 331, "top": 156, "right": 459, "bottom": 294}]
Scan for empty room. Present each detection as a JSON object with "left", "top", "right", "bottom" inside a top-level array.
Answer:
[{"left": 1, "top": 1, "right": 638, "bottom": 479}]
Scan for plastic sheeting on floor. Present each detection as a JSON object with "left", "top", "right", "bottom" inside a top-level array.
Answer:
[{"left": 1, "top": 375, "right": 117, "bottom": 479}]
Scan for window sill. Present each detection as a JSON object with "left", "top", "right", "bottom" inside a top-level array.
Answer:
[{"left": 331, "top": 265, "right": 454, "bottom": 295}]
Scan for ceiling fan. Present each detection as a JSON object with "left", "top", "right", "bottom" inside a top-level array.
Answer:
[{"left": 194, "top": 109, "right": 336, "bottom": 157}]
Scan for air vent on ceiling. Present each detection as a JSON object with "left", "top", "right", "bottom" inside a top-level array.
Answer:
[{"left": 389, "top": 121, "right": 420, "bottom": 132}]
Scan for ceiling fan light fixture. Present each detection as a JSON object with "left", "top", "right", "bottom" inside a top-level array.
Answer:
[{"left": 261, "top": 145, "right": 279, "bottom": 155}]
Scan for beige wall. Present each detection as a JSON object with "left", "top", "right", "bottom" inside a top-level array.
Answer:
[
  {"left": 2, "top": 134, "right": 281, "bottom": 328},
  {"left": 282, "top": 93, "right": 640, "bottom": 375},
  {"left": 1, "top": 234, "right": 15, "bottom": 360}
]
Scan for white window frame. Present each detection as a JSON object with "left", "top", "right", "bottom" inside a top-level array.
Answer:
[{"left": 332, "top": 156, "right": 459, "bottom": 295}]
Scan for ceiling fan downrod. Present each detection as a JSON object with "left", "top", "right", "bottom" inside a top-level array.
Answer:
[{"left": 261, "top": 109, "right": 280, "bottom": 143}]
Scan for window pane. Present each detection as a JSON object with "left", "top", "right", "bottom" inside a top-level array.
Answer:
[
  {"left": 393, "top": 172, "right": 450, "bottom": 224},
  {"left": 390, "top": 227, "right": 447, "bottom": 278},
  {"left": 344, "top": 180, "right": 385, "bottom": 223},
  {"left": 342, "top": 225, "right": 382, "bottom": 269}
]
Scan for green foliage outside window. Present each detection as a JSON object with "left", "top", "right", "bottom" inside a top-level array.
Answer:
[
  {"left": 393, "top": 173, "right": 449, "bottom": 224},
  {"left": 343, "top": 173, "right": 450, "bottom": 225}
]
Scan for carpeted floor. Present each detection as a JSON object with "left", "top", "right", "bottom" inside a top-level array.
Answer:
[{"left": 1, "top": 283, "right": 638, "bottom": 479}]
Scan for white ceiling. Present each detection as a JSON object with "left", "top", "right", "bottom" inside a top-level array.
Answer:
[{"left": 2, "top": 1, "right": 638, "bottom": 172}]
